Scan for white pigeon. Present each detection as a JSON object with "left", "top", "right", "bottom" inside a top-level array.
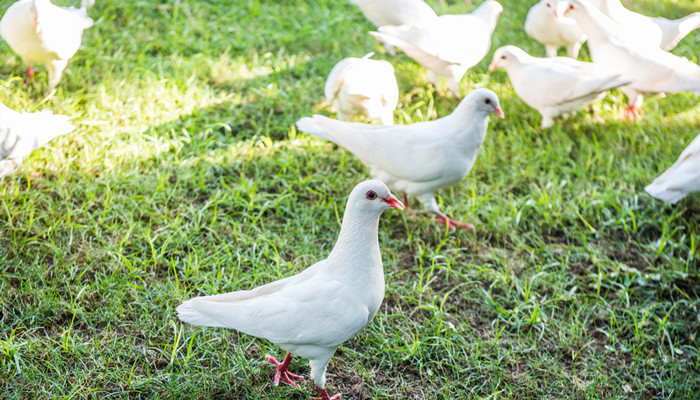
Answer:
[
  {"left": 0, "top": 101, "right": 75, "bottom": 178},
  {"left": 369, "top": 0, "right": 503, "bottom": 99},
  {"left": 488, "top": 45, "right": 630, "bottom": 128},
  {"left": 645, "top": 134, "right": 700, "bottom": 204},
  {"left": 0, "top": 0, "right": 94, "bottom": 93},
  {"left": 296, "top": 88, "right": 503, "bottom": 230},
  {"left": 597, "top": 0, "right": 700, "bottom": 51},
  {"left": 524, "top": 0, "right": 587, "bottom": 58},
  {"left": 350, "top": 0, "right": 438, "bottom": 56},
  {"left": 564, "top": 0, "right": 700, "bottom": 121},
  {"left": 324, "top": 53, "right": 399, "bottom": 125},
  {"left": 177, "top": 180, "right": 403, "bottom": 400}
]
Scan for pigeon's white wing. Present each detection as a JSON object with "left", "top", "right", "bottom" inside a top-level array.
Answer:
[
  {"left": 514, "top": 58, "right": 627, "bottom": 106},
  {"left": 298, "top": 115, "right": 455, "bottom": 183},
  {"left": 177, "top": 263, "right": 373, "bottom": 347},
  {"left": 645, "top": 134, "right": 700, "bottom": 203}
]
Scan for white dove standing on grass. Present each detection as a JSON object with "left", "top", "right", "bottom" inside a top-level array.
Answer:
[
  {"left": 645, "top": 134, "right": 700, "bottom": 204},
  {"left": 525, "top": 0, "right": 587, "bottom": 58},
  {"left": 597, "top": 0, "right": 700, "bottom": 51},
  {"left": 177, "top": 180, "right": 404, "bottom": 400},
  {"left": 350, "top": 0, "right": 438, "bottom": 56},
  {"left": 0, "top": 0, "right": 94, "bottom": 94},
  {"left": 324, "top": 53, "right": 399, "bottom": 125},
  {"left": 296, "top": 88, "right": 503, "bottom": 230},
  {"left": 488, "top": 45, "right": 630, "bottom": 128},
  {"left": 369, "top": 0, "right": 503, "bottom": 99},
  {"left": 564, "top": 0, "right": 700, "bottom": 121},
  {"left": 0, "top": 101, "right": 75, "bottom": 178}
]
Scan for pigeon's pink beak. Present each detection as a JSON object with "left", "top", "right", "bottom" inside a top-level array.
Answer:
[
  {"left": 382, "top": 194, "right": 404, "bottom": 210},
  {"left": 494, "top": 107, "right": 505, "bottom": 119},
  {"left": 488, "top": 62, "right": 497, "bottom": 72}
]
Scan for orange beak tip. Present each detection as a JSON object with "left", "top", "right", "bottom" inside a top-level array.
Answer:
[
  {"left": 488, "top": 63, "right": 497, "bottom": 71},
  {"left": 384, "top": 194, "right": 405, "bottom": 211},
  {"left": 495, "top": 107, "right": 505, "bottom": 119}
]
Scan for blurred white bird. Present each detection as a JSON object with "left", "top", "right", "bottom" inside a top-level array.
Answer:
[
  {"left": 645, "top": 134, "right": 700, "bottom": 204},
  {"left": 597, "top": 0, "right": 700, "bottom": 51},
  {"left": 0, "top": 0, "right": 94, "bottom": 94},
  {"left": 369, "top": 0, "right": 503, "bottom": 99},
  {"left": 565, "top": 0, "right": 700, "bottom": 121},
  {"left": 296, "top": 88, "right": 503, "bottom": 230},
  {"left": 324, "top": 53, "right": 399, "bottom": 125},
  {"left": 0, "top": 101, "right": 75, "bottom": 178},
  {"left": 488, "top": 45, "right": 630, "bottom": 128},
  {"left": 350, "top": 0, "right": 438, "bottom": 56},
  {"left": 525, "top": 0, "right": 587, "bottom": 58},
  {"left": 177, "top": 180, "right": 403, "bottom": 400}
]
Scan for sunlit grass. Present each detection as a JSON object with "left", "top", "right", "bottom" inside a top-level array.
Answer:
[{"left": 1, "top": 0, "right": 699, "bottom": 398}]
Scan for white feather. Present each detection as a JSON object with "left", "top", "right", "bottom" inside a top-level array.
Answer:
[{"left": 645, "top": 134, "right": 700, "bottom": 204}]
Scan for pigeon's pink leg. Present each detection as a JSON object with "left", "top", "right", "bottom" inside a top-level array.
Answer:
[
  {"left": 312, "top": 387, "right": 341, "bottom": 400},
  {"left": 24, "top": 65, "right": 36, "bottom": 87},
  {"left": 267, "top": 353, "right": 303, "bottom": 387},
  {"left": 433, "top": 211, "right": 474, "bottom": 230},
  {"left": 402, "top": 193, "right": 410, "bottom": 208},
  {"left": 624, "top": 104, "right": 642, "bottom": 121}
]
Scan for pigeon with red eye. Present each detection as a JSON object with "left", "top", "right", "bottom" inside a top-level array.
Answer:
[
  {"left": 177, "top": 179, "right": 403, "bottom": 400},
  {"left": 297, "top": 88, "right": 503, "bottom": 230},
  {"left": 488, "top": 45, "right": 630, "bottom": 128}
]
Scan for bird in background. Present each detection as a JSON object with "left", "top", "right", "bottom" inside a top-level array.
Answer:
[
  {"left": 0, "top": 101, "right": 75, "bottom": 178},
  {"left": 177, "top": 180, "right": 404, "bottom": 400},
  {"left": 596, "top": 0, "right": 700, "bottom": 51},
  {"left": 564, "top": 0, "right": 700, "bottom": 121},
  {"left": 324, "top": 53, "right": 399, "bottom": 125},
  {"left": 369, "top": 0, "right": 503, "bottom": 99},
  {"left": 296, "top": 88, "right": 503, "bottom": 230},
  {"left": 0, "top": 0, "right": 94, "bottom": 95},
  {"left": 645, "top": 133, "right": 700, "bottom": 204},
  {"left": 488, "top": 45, "right": 631, "bottom": 128},
  {"left": 350, "top": 0, "right": 438, "bottom": 56},
  {"left": 525, "top": 0, "right": 588, "bottom": 58}
]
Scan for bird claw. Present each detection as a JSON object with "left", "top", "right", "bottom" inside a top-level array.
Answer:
[
  {"left": 267, "top": 353, "right": 303, "bottom": 387},
  {"left": 624, "top": 105, "right": 642, "bottom": 121},
  {"left": 433, "top": 213, "right": 474, "bottom": 230},
  {"left": 313, "top": 387, "right": 341, "bottom": 400}
]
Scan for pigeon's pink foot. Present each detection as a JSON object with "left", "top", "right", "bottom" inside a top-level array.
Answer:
[
  {"left": 24, "top": 65, "right": 36, "bottom": 87},
  {"left": 267, "top": 353, "right": 303, "bottom": 387},
  {"left": 402, "top": 193, "right": 410, "bottom": 208},
  {"left": 624, "top": 105, "right": 642, "bottom": 121},
  {"left": 433, "top": 212, "right": 474, "bottom": 230},
  {"left": 312, "top": 386, "right": 341, "bottom": 400}
]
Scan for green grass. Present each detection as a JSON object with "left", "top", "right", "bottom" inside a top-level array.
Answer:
[{"left": 1, "top": 0, "right": 699, "bottom": 398}]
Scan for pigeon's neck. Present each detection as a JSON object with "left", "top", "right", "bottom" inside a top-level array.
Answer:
[
  {"left": 327, "top": 209, "right": 383, "bottom": 272},
  {"left": 571, "top": 6, "right": 615, "bottom": 40},
  {"left": 448, "top": 107, "right": 490, "bottom": 148}
]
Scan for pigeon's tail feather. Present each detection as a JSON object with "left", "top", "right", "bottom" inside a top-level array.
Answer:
[
  {"left": 176, "top": 300, "right": 229, "bottom": 328},
  {"left": 645, "top": 183, "right": 686, "bottom": 204},
  {"left": 369, "top": 30, "right": 409, "bottom": 50},
  {"left": 296, "top": 116, "right": 334, "bottom": 141}
]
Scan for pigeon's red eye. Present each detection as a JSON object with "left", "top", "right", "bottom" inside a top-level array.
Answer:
[
  {"left": 484, "top": 98, "right": 492, "bottom": 105},
  {"left": 501, "top": 55, "right": 506, "bottom": 60},
  {"left": 366, "top": 190, "right": 377, "bottom": 200},
  {"left": 569, "top": 4, "right": 574, "bottom": 10}
]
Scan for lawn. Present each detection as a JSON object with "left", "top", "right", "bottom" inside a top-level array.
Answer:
[{"left": 1, "top": 0, "right": 699, "bottom": 398}]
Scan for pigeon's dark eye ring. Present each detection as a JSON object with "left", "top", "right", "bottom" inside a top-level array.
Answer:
[
  {"left": 484, "top": 98, "right": 492, "bottom": 105},
  {"left": 366, "top": 190, "right": 377, "bottom": 200}
]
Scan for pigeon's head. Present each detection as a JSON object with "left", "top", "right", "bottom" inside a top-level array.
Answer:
[
  {"left": 562, "top": 0, "right": 590, "bottom": 19},
  {"left": 348, "top": 180, "right": 404, "bottom": 214},
  {"left": 543, "top": 0, "right": 569, "bottom": 18},
  {"left": 463, "top": 88, "right": 504, "bottom": 119},
  {"left": 489, "top": 46, "right": 528, "bottom": 72}
]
